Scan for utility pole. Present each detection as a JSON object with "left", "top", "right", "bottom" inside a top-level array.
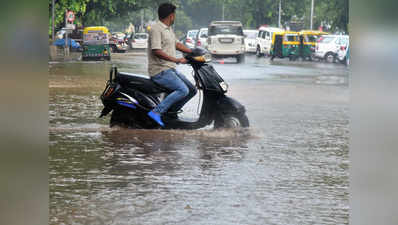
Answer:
[
  {"left": 52, "top": 0, "right": 55, "bottom": 41},
  {"left": 310, "top": 0, "right": 314, "bottom": 30},
  {"left": 64, "top": 9, "right": 69, "bottom": 56},
  {"left": 278, "top": 0, "right": 281, "bottom": 28},
  {"left": 222, "top": 2, "right": 224, "bottom": 21},
  {"left": 141, "top": 9, "right": 144, "bottom": 32}
]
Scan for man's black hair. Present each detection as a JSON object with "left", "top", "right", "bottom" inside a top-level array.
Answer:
[{"left": 158, "top": 3, "right": 176, "bottom": 20}]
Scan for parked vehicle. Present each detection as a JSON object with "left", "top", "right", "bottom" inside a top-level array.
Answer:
[
  {"left": 194, "top": 28, "right": 208, "bottom": 49},
  {"left": 183, "top": 29, "right": 198, "bottom": 48},
  {"left": 82, "top": 26, "right": 111, "bottom": 61},
  {"left": 337, "top": 39, "right": 350, "bottom": 65},
  {"left": 243, "top": 29, "right": 258, "bottom": 53},
  {"left": 270, "top": 31, "right": 300, "bottom": 61},
  {"left": 207, "top": 21, "right": 245, "bottom": 63},
  {"left": 130, "top": 33, "right": 148, "bottom": 49},
  {"left": 53, "top": 38, "right": 82, "bottom": 52},
  {"left": 109, "top": 32, "right": 128, "bottom": 53},
  {"left": 255, "top": 26, "right": 284, "bottom": 57},
  {"left": 99, "top": 48, "right": 249, "bottom": 129},
  {"left": 55, "top": 28, "right": 83, "bottom": 51},
  {"left": 296, "top": 30, "right": 329, "bottom": 60},
  {"left": 56, "top": 30, "right": 66, "bottom": 40},
  {"left": 314, "top": 35, "right": 349, "bottom": 63},
  {"left": 69, "top": 28, "right": 84, "bottom": 46}
]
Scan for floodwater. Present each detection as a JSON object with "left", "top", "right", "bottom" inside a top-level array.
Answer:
[{"left": 49, "top": 52, "right": 349, "bottom": 225}]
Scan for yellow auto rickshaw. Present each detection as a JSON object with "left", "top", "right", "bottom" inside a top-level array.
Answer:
[
  {"left": 82, "top": 26, "right": 111, "bottom": 61},
  {"left": 270, "top": 31, "right": 300, "bottom": 61},
  {"left": 297, "top": 30, "right": 329, "bottom": 60}
]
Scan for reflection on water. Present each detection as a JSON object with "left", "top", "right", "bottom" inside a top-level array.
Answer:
[{"left": 49, "top": 54, "right": 348, "bottom": 225}]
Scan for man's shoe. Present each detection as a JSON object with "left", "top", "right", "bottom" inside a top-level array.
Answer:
[
  {"left": 147, "top": 111, "right": 164, "bottom": 127},
  {"left": 165, "top": 110, "right": 183, "bottom": 119}
]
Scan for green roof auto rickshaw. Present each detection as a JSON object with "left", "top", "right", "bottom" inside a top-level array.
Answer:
[
  {"left": 297, "top": 30, "right": 329, "bottom": 61},
  {"left": 270, "top": 31, "right": 300, "bottom": 61},
  {"left": 82, "top": 26, "right": 111, "bottom": 61}
]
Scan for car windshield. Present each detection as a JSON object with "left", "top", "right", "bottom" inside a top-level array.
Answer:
[
  {"left": 305, "top": 35, "right": 318, "bottom": 42},
  {"left": 244, "top": 31, "right": 257, "bottom": 39},
  {"left": 134, "top": 34, "right": 148, "bottom": 39},
  {"left": 340, "top": 37, "right": 349, "bottom": 45},
  {"left": 209, "top": 26, "right": 243, "bottom": 36},
  {"left": 199, "top": 30, "right": 208, "bottom": 38},
  {"left": 320, "top": 36, "right": 335, "bottom": 43},
  {"left": 188, "top": 30, "right": 198, "bottom": 38}
]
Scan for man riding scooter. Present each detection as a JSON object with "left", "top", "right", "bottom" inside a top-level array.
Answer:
[{"left": 147, "top": 3, "right": 197, "bottom": 127}]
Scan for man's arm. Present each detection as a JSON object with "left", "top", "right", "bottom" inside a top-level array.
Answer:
[
  {"left": 152, "top": 49, "right": 187, "bottom": 64},
  {"left": 176, "top": 42, "right": 192, "bottom": 54},
  {"left": 150, "top": 25, "right": 186, "bottom": 64}
]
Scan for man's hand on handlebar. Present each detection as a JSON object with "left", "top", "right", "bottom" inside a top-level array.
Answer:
[{"left": 176, "top": 58, "right": 188, "bottom": 64}]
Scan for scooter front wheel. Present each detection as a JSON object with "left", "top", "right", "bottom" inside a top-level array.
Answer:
[{"left": 214, "top": 113, "right": 249, "bottom": 129}]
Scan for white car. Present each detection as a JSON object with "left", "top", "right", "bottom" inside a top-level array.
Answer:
[
  {"left": 314, "top": 35, "right": 349, "bottom": 63},
  {"left": 255, "top": 26, "right": 284, "bottom": 57},
  {"left": 207, "top": 21, "right": 246, "bottom": 63},
  {"left": 194, "top": 28, "right": 208, "bottom": 49},
  {"left": 130, "top": 33, "right": 148, "bottom": 49},
  {"left": 243, "top": 29, "right": 258, "bottom": 53},
  {"left": 184, "top": 29, "right": 198, "bottom": 48}
]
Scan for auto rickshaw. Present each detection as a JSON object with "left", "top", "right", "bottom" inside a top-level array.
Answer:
[
  {"left": 297, "top": 30, "right": 329, "bottom": 60},
  {"left": 270, "top": 31, "right": 300, "bottom": 61},
  {"left": 82, "top": 26, "right": 111, "bottom": 61}
]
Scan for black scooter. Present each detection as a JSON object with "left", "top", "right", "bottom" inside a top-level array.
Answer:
[{"left": 99, "top": 48, "right": 249, "bottom": 129}]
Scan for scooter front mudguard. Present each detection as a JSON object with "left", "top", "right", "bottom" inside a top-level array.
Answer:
[{"left": 216, "top": 96, "right": 246, "bottom": 115}]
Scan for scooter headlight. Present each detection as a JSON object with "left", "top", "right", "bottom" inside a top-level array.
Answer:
[
  {"left": 204, "top": 53, "right": 212, "bottom": 62},
  {"left": 193, "top": 54, "right": 212, "bottom": 63},
  {"left": 220, "top": 81, "right": 228, "bottom": 92}
]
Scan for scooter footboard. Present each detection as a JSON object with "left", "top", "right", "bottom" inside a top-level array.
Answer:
[{"left": 216, "top": 96, "right": 246, "bottom": 114}]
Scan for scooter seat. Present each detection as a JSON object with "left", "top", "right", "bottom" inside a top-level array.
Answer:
[{"left": 116, "top": 72, "right": 171, "bottom": 94}]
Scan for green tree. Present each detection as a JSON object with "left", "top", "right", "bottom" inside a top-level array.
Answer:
[
  {"left": 49, "top": 0, "right": 90, "bottom": 35},
  {"left": 49, "top": 0, "right": 349, "bottom": 37},
  {"left": 313, "top": 0, "right": 349, "bottom": 33}
]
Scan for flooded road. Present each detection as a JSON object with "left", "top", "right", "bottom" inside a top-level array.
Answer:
[{"left": 49, "top": 52, "right": 349, "bottom": 225}]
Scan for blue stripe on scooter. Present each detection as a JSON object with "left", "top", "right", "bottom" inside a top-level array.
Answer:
[{"left": 117, "top": 101, "right": 137, "bottom": 109}]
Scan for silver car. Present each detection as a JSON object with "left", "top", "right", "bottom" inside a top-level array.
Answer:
[
  {"left": 184, "top": 29, "right": 198, "bottom": 48},
  {"left": 194, "top": 28, "right": 208, "bottom": 49},
  {"left": 243, "top": 29, "right": 258, "bottom": 53},
  {"left": 207, "top": 21, "right": 245, "bottom": 63}
]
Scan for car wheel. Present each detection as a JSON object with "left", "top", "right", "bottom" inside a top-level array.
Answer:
[
  {"left": 236, "top": 54, "right": 245, "bottom": 63},
  {"left": 324, "top": 52, "right": 336, "bottom": 63}
]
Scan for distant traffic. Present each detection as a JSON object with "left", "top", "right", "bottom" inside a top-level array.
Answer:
[{"left": 53, "top": 21, "right": 349, "bottom": 65}]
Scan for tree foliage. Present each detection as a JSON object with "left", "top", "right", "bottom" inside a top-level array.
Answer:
[{"left": 49, "top": 0, "right": 349, "bottom": 36}]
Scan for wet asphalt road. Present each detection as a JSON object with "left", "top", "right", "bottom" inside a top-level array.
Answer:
[{"left": 49, "top": 52, "right": 349, "bottom": 225}]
